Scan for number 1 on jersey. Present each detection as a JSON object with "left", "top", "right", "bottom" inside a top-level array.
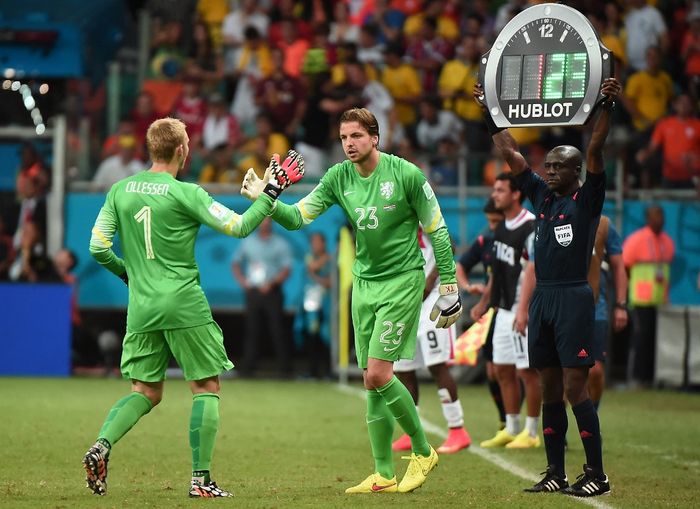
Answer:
[{"left": 134, "top": 205, "right": 155, "bottom": 259}]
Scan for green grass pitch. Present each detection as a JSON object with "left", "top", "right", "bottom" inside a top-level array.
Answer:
[{"left": 0, "top": 378, "right": 698, "bottom": 508}]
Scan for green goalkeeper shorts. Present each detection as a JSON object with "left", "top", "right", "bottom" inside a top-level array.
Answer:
[
  {"left": 352, "top": 269, "right": 424, "bottom": 369},
  {"left": 121, "top": 321, "right": 234, "bottom": 382}
]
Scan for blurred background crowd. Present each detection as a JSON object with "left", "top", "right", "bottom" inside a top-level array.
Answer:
[{"left": 5, "top": 0, "right": 700, "bottom": 192}]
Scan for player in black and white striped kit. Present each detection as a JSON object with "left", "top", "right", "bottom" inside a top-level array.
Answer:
[{"left": 471, "top": 173, "right": 541, "bottom": 450}]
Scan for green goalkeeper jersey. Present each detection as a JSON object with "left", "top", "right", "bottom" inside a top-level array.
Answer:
[
  {"left": 89, "top": 171, "right": 274, "bottom": 333},
  {"left": 271, "top": 152, "right": 456, "bottom": 283}
]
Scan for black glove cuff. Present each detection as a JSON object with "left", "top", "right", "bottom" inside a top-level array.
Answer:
[
  {"left": 484, "top": 113, "right": 505, "bottom": 136},
  {"left": 443, "top": 296, "right": 462, "bottom": 315},
  {"left": 262, "top": 183, "right": 281, "bottom": 200}
]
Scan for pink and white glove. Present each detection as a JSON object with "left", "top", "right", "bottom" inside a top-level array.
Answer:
[
  {"left": 241, "top": 150, "right": 305, "bottom": 201},
  {"left": 270, "top": 149, "right": 305, "bottom": 191}
]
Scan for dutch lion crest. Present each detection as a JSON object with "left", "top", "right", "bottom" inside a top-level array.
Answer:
[{"left": 380, "top": 181, "right": 394, "bottom": 200}]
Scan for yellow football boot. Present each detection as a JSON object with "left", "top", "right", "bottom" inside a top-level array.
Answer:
[
  {"left": 479, "top": 428, "right": 516, "bottom": 448},
  {"left": 345, "top": 473, "right": 398, "bottom": 494},
  {"left": 505, "top": 428, "right": 541, "bottom": 449},
  {"left": 397, "top": 446, "right": 439, "bottom": 493}
]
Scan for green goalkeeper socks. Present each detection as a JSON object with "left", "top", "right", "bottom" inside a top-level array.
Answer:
[
  {"left": 366, "top": 389, "right": 395, "bottom": 479},
  {"left": 190, "top": 393, "right": 220, "bottom": 472},
  {"left": 98, "top": 392, "right": 153, "bottom": 447},
  {"left": 376, "top": 376, "right": 431, "bottom": 456}
]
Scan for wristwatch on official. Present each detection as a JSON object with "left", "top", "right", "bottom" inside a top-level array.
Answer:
[{"left": 614, "top": 301, "right": 627, "bottom": 310}]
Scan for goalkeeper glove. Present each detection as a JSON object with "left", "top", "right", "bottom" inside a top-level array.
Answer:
[
  {"left": 241, "top": 150, "right": 304, "bottom": 201},
  {"left": 429, "top": 283, "right": 462, "bottom": 328}
]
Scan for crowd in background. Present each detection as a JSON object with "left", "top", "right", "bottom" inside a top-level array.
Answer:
[{"left": 83, "top": 0, "right": 700, "bottom": 191}]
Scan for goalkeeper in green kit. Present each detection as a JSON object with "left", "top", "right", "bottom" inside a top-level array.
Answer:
[
  {"left": 83, "top": 118, "right": 304, "bottom": 498},
  {"left": 241, "top": 108, "right": 462, "bottom": 493}
]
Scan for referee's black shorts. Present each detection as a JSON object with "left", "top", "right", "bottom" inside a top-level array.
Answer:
[{"left": 528, "top": 282, "right": 595, "bottom": 369}]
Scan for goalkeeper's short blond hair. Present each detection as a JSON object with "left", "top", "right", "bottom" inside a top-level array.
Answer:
[{"left": 146, "top": 117, "right": 187, "bottom": 163}]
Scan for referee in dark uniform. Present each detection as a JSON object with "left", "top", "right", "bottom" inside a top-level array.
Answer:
[{"left": 473, "top": 78, "right": 621, "bottom": 498}]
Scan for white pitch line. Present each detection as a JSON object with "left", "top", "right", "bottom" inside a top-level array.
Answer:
[{"left": 335, "top": 384, "right": 615, "bottom": 509}]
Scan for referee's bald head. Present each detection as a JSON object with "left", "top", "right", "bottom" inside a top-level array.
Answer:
[{"left": 548, "top": 145, "right": 583, "bottom": 174}]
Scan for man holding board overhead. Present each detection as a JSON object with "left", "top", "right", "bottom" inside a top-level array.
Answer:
[
  {"left": 473, "top": 1, "right": 622, "bottom": 498},
  {"left": 474, "top": 76, "right": 621, "bottom": 497}
]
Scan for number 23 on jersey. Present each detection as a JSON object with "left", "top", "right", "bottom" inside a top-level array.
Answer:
[{"left": 355, "top": 206, "right": 379, "bottom": 230}]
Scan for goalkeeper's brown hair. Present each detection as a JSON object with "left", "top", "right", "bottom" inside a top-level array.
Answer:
[
  {"left": 146, "top": 117, "right": 187, "bottom": 163},
  {"left": 339, "top": 108, "right": 380, "bottom": 138}
]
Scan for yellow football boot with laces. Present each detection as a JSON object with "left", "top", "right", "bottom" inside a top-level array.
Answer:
[
  {"left": 345, "top": 473, "right": 398, "bottom": 494},
  {"left": 397, "top": 446, "right": 438, "bottom": 493}
]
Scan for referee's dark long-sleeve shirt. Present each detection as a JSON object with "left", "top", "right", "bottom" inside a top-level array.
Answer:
[{"left": 514, "top": 168, "right": 605, "bottom": 285}]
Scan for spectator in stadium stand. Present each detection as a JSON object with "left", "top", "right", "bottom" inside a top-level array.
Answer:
[
  {"left": 624, "top": 0, "right": 669, "bottom": 73},
  {"left": 101, "top": 118, "right": 144, "bottom": 162},
  {"left": 362, "top": 0, "right": 406, "bottom": 46},
  {"left": 331, "top": 41, "right": 380, "bottom": 85},
  {"left": 16, "top": 142, "right": 49, "bottom": 197},
  {"left": 232, "top": 217, "right": 293, "bottom": 377},
  {"left": 416, "top": 96, "right": 463, "bottom": 154},
  {"left": 237, "top": 114, "right": 290, "bottom": 180},
  {"left": 230, "top": 26, "right": 274, "bottom": 126},
  {"left": 185, "top": 20, "right": 224, "bottom": 94},
  {"left": 682, "top": 7, "right": 700, "bottom": 104},
  {"left": 305, "top": 22, "right": 336, "bottom": 70},
  {"left": 403, "top": 0, "right": 459, "bottom": 42},
  {"left": 130, "top": 91, "right": 161, "bottom": 145},
  {"left": 344, "top": 60, "right": 402, "bottom": 150},
  {"left": 294, "top": 73, "right": 333, "bottom": 178},
  {"left": 172, "top": 77, "right": 207, "bottom": 148},
  {"left": 357, "top": 23, "right": 385, "bottom": 67},
  {"left": 622, "top": 205, "right": 675, "bottom": 387},
  {"left": 0, "top": 216, "right": 15, "bottom": 281},
  {"left": 149, "top": 19, "right": 186, "bottom": 80},
  {"left": 329, "top": 1, "right": 360, "bottom": 45},
  {"left": 636, "top": 94, "right": 700, "bottom": 189},
  {"left": 195, "top": 0, "right": 229, "bottom": 52},
  {"left": 268, "top": 0, "right": 312, "bottom": 48},
  {"left": 460, "top": 0, "right": 495, "bottom": 41},
  {"left": 587, "top": 11, "right": 627, "bottom": 75},
  {"left": 201, "top": 92, "right": 243, "bottom": 156},
  {"left": 404, "top": 16, "right": 453, "bottom": 94},
  {"left": 256, "top": 47, "right": 307, "bottom": 143},
  {"left": 221, "top": 0, "right": 269, "bottom": 78},
  {"left": 620, "top": 46, "right": 674, "bottom": 188},
  {"left": 92, "top": 135, "right": 144, "bottom": 189},
  {"left": 198, "top": 143, "right": 241, "bottom": 185},
  {"left": 493, "top": 0, "right": 529, "bottom": 34},
  {"left": 14, "top": 158, "right": 47, "bottom": 251},
  {"left": 438, "top": 34, "right": 490, "bottom": 154},
  {"left": 8, "top": 220, "right": 56, "bottom": 283},
  {"left": 277, "top": 19, "right": 311, "bottom": 79},
  {"left": 381, "top": 44, "right": 422, "bottom": 131}
]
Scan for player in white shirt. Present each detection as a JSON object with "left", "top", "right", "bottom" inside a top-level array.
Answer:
[{"left": 393, "top": 228, "right": 471, "bottom": 454}]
